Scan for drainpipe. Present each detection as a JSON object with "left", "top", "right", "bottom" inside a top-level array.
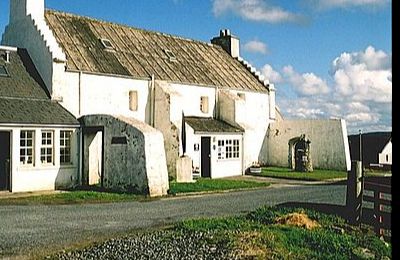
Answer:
[
  {"left": 150, "top": 74, "right": 155, "bottom": 127},
  {"left": 78, "top": 71, "right": 82, "bottom": 116}
]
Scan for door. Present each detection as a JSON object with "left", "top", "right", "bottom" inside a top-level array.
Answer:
[
  {"left": 0, "top": 131, "right": 11, "bottom": 191},
  {"left": 82, "top": 127, "right": 104, "bottom": 186},
  {"left": 201, "top": 137, "right": 211, "bottom": 178}
]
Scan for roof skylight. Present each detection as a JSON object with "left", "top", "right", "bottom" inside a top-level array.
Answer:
[
  {"left": 164, "top": 49, "right": 177, "bottom": 62},
  {"left": 100, "top": 38, "right": 114, "bottom": 50},
  {"left": 0, "top": 65, "right": 9, "bottom": 77}
]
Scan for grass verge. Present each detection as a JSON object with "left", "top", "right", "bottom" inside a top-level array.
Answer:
[
  {"left": 176, "top": 205, "right": 391, "bottom": 259},
  {"left": 0, "top": 190, "right": 144, "bottom": 205},
  {"left": 168, "top": 178, "right": 270, "bottom": 195},
  {"left": 254, "top": 167, "right": 347, "bottom": 181}
]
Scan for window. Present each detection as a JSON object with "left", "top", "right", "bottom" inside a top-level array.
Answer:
[
  {"left": 41, "top": 131, "right": 54, "bottom": 164},
  {"left": 386, "top": 154, "right": 389, "bottom": 162},
  {"left": 20, "top": 130, "right": 35, "bottom": 165},
  {"left": 0, "top": 65, "right": 9, "bottom": 77},
  {"left": 100, "top": 38, "right": 114, "bottom": 50},
  {"left": 60, "top": 131, "right": 72, "bottom": 164},
  {"left": 129, "top": 90, "right": 138, "bottom": 111},
  {"left": 164, "top": 49, "right": 176, "bottom": 62},
  {"left": 237, "top": 93, "right": 246, "bottom": 100},
  {"left": 218, "top": 140, "right": 225, "bottom": 159},
  {"left": 200, "top": 96, "right": 209, "bottom": 113},
  {"left": 218, "top": 139, "right": 240, "bottom": 160}
]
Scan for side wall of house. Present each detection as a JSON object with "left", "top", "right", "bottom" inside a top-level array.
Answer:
[
  {"left": 378, "top": 141, "right": 392, "bottom": 165},
  {"left": 218, "top": 89, "right": 271, "bottom": 169},
  {"left": 56, "top": 71, "right": 150, "bottom": 122},
  {"left": 154, "top": 81, "right": 216, "bottom": 178},
  {"left": 0, "top": 126, "right": 79, "bottom": 192},
  {"left": 265, "top": 119, "right": 351, "bottom": 171}
]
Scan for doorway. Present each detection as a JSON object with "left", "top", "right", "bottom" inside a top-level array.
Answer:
[
  {"left": 201, "top": 137, "right": 211, "bottom": 178},
  {"left": 0, "top": 131, "right": 11, "bottom": 191},
  {"left": 82, "top": 127, "right": 104, "bottom": 186}
]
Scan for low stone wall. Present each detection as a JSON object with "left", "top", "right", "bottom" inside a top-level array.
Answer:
[
  {"left": 80, "top": 114, "right": 169, "bottom": 197},
  {"left": 265, "top": 119, "right": 351, "bottom": 171}
]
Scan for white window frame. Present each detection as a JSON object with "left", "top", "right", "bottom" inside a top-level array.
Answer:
[
  {"left": 60, "top": 130, "right": 72, "bottom": 165},
  {"left": 40, "top": 130, "right": 54, "bottom": 165},
  {"left": 200, "top": 96, "right": 209, "bottom": 113},
  {"left": 129, "top": 90, "right": 138, "bottom": 111},
  {"left": 20, "top": 130, "right": 35, "bottom": 166},
  {"left": 218, "top": 138, "right": 240, "bottom": 160}
]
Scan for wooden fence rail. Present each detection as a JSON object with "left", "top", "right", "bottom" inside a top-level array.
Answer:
[{"left": 362, "top": 178, "right": 391, "bottom": 240}]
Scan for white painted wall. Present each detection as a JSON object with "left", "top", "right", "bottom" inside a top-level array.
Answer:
[
  {"left": 0, "top": 126, "right": 79, "bottom": 192},
  {"left": 218, "top": 89, "right": 271, "bottom": 169},
  {"left": 58, "top": 71, "right": 150, "bottom": 122},
  {"left": 2, "top": 0, "right": 66, "bottom": 94},
  {"left": 379, "top": 140, "right": 392, "bottom": 165},
  {"left": 185, "top": 124, "right": 243, "bottom": 178},
  {"left": 168, "top": 83, "right": 216, "bottom": 125}
]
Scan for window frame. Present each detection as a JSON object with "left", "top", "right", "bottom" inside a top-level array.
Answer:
[
  {"left": 217, "top": 138, "right": 240, "bottom": 160},
  {"left": 40, "top": 130, "right": 54, "bottom": 165},
  {"left": 20, "top": 130, "right": 35, "bottom": 166},
  {"left": 60, "top": 130, "right": 73, "bottom": 165}
]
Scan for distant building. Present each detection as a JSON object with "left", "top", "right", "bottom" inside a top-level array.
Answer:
[{"left": 348, "top": 132, "right": 391, "bottom": 169}]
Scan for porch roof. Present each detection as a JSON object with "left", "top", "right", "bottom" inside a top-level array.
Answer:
[{"left": 185, "top": 117, "right": 244, "bottom": 134}]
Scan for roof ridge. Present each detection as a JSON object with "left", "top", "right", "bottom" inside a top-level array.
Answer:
[
  {"left": 45, "top": 9, "right": 217, "bottom": 49},
  {"left": 236, "top": 57, "right": 270, "bottom": 89}
]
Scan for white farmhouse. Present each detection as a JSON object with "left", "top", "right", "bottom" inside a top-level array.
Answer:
[
  {"left": 0, "top": 0, "right": 351, "bottom": 194},
  {"left": 378, "top": 138, "right": 392, "bottom": 166}
]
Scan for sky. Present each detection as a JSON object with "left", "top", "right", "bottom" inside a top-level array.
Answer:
[{"left": 0, "top": 0, "right": 392, "bottom": 134}]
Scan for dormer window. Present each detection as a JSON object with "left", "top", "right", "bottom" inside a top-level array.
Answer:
[
  {"left": 164, "top": 49, "right": 176, "bottom": 62},
  {"left": 100, "top": 38, "right": 114, "bottom": 50},
  {"left": 0, "top": 65, "right": 9, "bottom": 77}
]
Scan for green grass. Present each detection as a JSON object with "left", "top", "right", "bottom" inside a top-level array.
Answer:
[
  {"left": 176, "top": 205, "right": 391, "bottom": 259},
  {"left": 0, "top": 190, "right": 144, "bottom": 205},
  {"left": 169, "top": 178, "right": 270, "bottom": 194},
  {"left": 255, "top": 167, "right": 347, "bottom": 181}
]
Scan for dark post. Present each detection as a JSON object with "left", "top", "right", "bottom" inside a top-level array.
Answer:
[{"left": 346, "top": 160, "right": 363, "bottom": 225}]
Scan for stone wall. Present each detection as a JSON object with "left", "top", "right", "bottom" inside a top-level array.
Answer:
[
  {"left": 80, "top": 115, "right": 169, "bottom": 197},
  {"left": 265, "top": 119, "right": 351, "bottom": 171}
]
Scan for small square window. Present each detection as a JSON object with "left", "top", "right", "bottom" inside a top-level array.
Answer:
[
  {"left": 100, "top": 38, "right": 114, "bottom": 50},
  {"left": 129, "top": 90, "right": 138, "bottom": 111},
  {"left": 0, "top": 65, "right": 9, "bottom": 77},
  {"left": 200, "top": 96, "right": 209, "bottom": 113},
  {"left": 164, "top": 49, "right": 177, "bottom": 62}
]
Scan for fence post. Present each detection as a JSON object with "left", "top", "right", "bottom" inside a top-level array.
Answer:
[{"left": 346, "top": 160, "right": 363, "bottom": 225}]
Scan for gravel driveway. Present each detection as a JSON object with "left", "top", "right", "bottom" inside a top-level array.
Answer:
[{"left": 0, "top": 182, "right": 346, "bottom": 258}]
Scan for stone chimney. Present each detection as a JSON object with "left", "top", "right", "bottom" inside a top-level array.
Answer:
[
  {"left": 211, "top": 29, "right": 240, "bottom": 58},
  {"left": 10, "top": 0, "right": 45, "bottom": 24}
]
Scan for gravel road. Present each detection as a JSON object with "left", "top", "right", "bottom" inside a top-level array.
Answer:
[{"left": 0, "top": 182, "right": 346, "bottom": 258}]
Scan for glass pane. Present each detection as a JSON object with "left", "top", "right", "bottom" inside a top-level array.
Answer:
[
  {"left": 27, "top": 149, "right": 32, "bottom": 156},
  {"left": 27, "top": 131, "right": 33, "bottom": 138},
  {"left": 20, "top": 140, "right": 26, "bottom": 147},
  {"left": 27, "top": 140, "right": 32, "bottom": 147}
]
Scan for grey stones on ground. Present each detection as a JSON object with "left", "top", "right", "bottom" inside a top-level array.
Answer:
[{"left": 53, "top": 230, "right": 240, "bottom": 260}]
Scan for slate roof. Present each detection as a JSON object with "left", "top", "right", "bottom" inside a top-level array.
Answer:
[
  {"left": 0, "top": 48, "right": 79, "bottom": 125},
  {"left": 185, "top": 117, "right": 244, "bottom": 134},
  {"left": 44, "top": 10, "right": 269, "bottom": 93}
]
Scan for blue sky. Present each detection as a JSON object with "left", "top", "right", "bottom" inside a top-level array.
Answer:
[{"left": 0, "top": 0, "right": 392, "bottom": 134}]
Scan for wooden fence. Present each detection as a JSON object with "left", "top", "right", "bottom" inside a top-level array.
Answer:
[{"left": 361, "top": 176, "right": 391, "bottom": 240}]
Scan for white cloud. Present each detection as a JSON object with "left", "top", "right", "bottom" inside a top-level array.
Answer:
[
  {"left": 261, "top": 64, "right": 282, "bottom": 83},
  {"left": 282, "top": 65, "right": 330, "bottom": 96},
  {"left": 212, "top": 0, "right": 305, "bottom": 24},
  {"left": 243, "top": 40, "right": 268, "bottom": 55},
  {"left": 331, "top": 46, "right": 392, "bottom": 103},
  {"left": 308, "top": 0, "right": 390, "bottom": 10},
  {"left": 270, "top": 46, "right": 391, "bottom": 133}
]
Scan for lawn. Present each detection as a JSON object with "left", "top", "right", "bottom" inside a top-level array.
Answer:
[
  {"left": 0, "top": 190, "right": 143, "bottom": 205},
  {"left": 169, "top": 178, "right": 270, "bottom": 195},
  {"left": 254, "top": 167, "right": 347, "bottom": 181},
  {"left": 176, "top": 205, "right": 391, "bottom": 259}
]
